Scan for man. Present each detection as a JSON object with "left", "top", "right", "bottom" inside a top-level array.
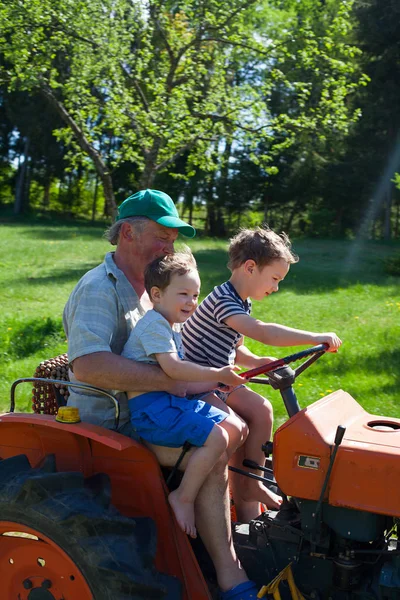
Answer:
[{"left": 63, "top": 189, "right": 258, "bottom": 600}]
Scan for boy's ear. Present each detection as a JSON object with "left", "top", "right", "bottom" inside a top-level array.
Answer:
[
  {"left": 150, "top": 286, "right": 161, "bottom": 303},
  {"left": 243, "top": 259, "right": 256, "bottom": 275}
]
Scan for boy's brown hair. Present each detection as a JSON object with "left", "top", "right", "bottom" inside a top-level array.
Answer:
[
  {"left": 145, "top": 250, "right": 198, "bottom": 300},
  {"left": 227, "top": 226, "right": 298, "bottom": 271}
]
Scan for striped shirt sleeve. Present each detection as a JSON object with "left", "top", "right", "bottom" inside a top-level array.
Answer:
[{"left": 214, "top": 295, "right": 249, "bottom": 324}]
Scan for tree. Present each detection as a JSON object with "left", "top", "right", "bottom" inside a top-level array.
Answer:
[
  {"left": 199, "top": 0, "right": 367, "bottom": 234},
  {"left": 0, "top": 0, "right": 366, "bottom": 224},
  {"left": 0, "top": 0, "right": 264, "bottom": 215},
  {"left": 310, "top": 0, "right": 400, "bottom": 239}
]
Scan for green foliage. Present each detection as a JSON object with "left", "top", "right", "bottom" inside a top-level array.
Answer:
[
  {"left": 384, "top": 253, "right": 400, "bottom": 276},
  {"left": 0, "top": 317, "right": 64, "bottom": 361},
  {"left": 0, "top": 162, "right": 14, "bottom": 204},
  {"left": 0, "top": 0, "right": 366, "bottom": 201},
  {"left": 393, "top": 173, "right": 400, "bottom": 191}
]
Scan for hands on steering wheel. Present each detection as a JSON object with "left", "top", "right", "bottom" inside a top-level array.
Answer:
[{"left": 241, "top": 343, "right": 329, "bottom": 382}]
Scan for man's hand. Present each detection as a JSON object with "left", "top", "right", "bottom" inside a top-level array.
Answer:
[
  {"left": 166, "top": 380, "right": 189, "bottom": 397},
  {"left": 314, "top": 332, "right": 342, "bottom": 353}
]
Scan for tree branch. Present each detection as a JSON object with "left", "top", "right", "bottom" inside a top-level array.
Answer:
[{"left": 39, "top": 84, "right": 117, "bottom": 216}]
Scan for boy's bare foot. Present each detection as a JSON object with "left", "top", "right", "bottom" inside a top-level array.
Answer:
[
  {"left": 168, "top": 489, "right": 197, "bottom": 538},
  {"left": 240, "top": 480, "right": 283, "bottom": 510}
]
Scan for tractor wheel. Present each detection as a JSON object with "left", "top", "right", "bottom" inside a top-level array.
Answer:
[{"left": 0, "top": 454, "right": 181, "bottom": 600}]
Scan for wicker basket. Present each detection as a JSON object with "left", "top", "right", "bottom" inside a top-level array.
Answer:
[{"left": 32, "top": 354, "right": 70, "bottom": 415}]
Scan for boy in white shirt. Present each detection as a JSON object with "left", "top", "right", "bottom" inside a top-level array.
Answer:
[{"left": 122, "top": 251, "right": 248, "bottom": 538}]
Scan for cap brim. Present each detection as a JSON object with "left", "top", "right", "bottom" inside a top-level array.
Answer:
[{"left": 155, "top": 215, "right": 196, "bottom": 238}]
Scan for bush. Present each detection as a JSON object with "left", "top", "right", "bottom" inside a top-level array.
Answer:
[{"left": 383, "top": 253, "right": 400, "bottom": 276}]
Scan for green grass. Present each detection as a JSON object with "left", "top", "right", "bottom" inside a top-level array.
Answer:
[{"left": 0, "top": 219, "right": 399, "bottom": 428}]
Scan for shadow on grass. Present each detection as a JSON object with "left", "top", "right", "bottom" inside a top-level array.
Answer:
[
  {"left": 21, "top": 244, "right": 396, "bottom": 293},
  {"left": 194, "top": 247, "right": 399, "bottom": 295},
  {"left": 19, "top": 224, "right": 107, "bottom": 241},
  {"left": 8, "top": 238, "right": 400, "bottom": 293},
  {"left": 1, "top": 317, "right": 65, "bottom": 359},
  {"left": 16, "top": 263, "right": 101, "bottom": 287}
]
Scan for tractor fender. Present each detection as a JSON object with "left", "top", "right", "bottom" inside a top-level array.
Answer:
[{"left": 0, "top": 411, "right": 211, "bottom": 599}]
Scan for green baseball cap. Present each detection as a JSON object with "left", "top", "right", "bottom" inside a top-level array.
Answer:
[{"left": 116, "top": 189, "right": 196, "bottom": 238}]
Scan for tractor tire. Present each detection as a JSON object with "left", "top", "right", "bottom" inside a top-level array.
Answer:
[{"left": 0, "top": 454, "right": 182, "bottom": 600}]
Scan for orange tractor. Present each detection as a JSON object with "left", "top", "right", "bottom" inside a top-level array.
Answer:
[{"left": 0, "top": 344, "right": 399, "bottom": 599}]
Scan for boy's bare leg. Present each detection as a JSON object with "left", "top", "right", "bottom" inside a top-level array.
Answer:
[
  {"left": 145, "top": 442, "right": 249, "bottom": 592},
  {"left": 169, "top": 412, "right": 247, "bottom": 538},
  {"left": 201, "top": 393, "right": 261, "bottom": 522},
  {"left": 168, "top": 424, "right": 228, "bottom": 538},
  {"left": 204, "top": 392, "right": 265, "bottom": 522},
  {"left": 227, "top": 387, "right": 282, "bottom": 514}
]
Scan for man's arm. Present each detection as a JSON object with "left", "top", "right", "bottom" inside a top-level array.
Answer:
[
  {"left": 186, "top": 381, "right": 219, "bottom": 394},
  {"left": 225, "top": 314, "right": 342, "bottom": 352},
  {"left": 72, "top": 352, "right": 188, "bottom": 397}
]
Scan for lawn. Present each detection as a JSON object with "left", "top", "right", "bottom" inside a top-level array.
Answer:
[{"left": 0, "top": 218, "right": 399, "bottom": 428}]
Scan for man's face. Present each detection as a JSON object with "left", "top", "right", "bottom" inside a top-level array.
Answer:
[{"left": 135, "top": 221, "right": 179, "bottom": 265}]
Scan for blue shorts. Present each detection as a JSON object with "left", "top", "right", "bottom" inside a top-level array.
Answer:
[{"left": 128, "top": 391, "right": 228, "bottom": 448}]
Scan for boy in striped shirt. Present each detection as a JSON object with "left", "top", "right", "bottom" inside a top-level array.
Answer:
[{"left": 182, "top": 227, "right": 342, "bottom": 522}]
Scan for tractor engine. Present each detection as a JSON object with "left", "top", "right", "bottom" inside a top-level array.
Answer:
[{"left": 234, "top": 389, "right": 400, "bottom": 599}]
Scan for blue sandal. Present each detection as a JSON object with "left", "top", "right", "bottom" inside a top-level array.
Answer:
[{"left": 220, "top": 581, "right": 259, "bottom": 600}]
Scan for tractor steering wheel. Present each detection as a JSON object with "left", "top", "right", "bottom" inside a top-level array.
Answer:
[
  {"left": 241, "top": 343, "right": 330, "bottom": 418},
  {"left": 241, "top": 343, "right": 329, "bottom": 385}
]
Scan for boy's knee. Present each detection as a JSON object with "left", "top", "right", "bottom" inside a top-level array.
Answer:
[
  {"left": 241, "top": 420, "right": 249, "bottom": 442},
  {"left": 259, "top": 397, "right": 273, "bottom": 420},
  {"left": 211, "top": 425, "right": 230, "bottom": 454},
  {"left": 211, "top": 452, "right": 230, "bottom": 478},
  {"left": 228, "top": 418, "right": 248, "bottom": 451}
]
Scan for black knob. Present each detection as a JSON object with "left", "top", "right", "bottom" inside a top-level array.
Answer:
[
  {"left": 261, "top": 441, "right": 273, "bottom": 457},
  {"left": 23, "top": 579, "right": 33, "bottom": 589},
  {"left": 41, "top": 579, "right": 52, "bottom": 589},
  {"left": 334, "top": 425, "right": 346, "bottom": 446}
]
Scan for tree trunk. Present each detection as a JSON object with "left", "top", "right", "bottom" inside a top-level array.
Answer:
[
  {"left": 189, "top": 200, "right": 193, "bottom": 225},
  {"left": 216, "top": 207, "right": 226, "bottom": 237},
  {"left": 139, "top": 167, "right": 156, "bottom": 189},
  {"left": 284, "top": 202, "right": 300, "bottom": 233},
  {"left": 205, "top": 176, "right": 218, "bottom": 236},
  {"left": 14, "top": 136, "right": 30, "bottom": 215},
  {"left": 263, "top": 193, "right": 269, "bottom": 223},
  {"left": 66, "top": 173, "right": 73, "bottom": 214},
  {"left": 91, "top": 174, "right": 99, "bottom": 222},
  {"left": 394, "top": 199, "right": 399, "bottom": 239},
  {"left": 43, "top": 177, "right": 51, "bottom": 207},
  {"left": 384, "top": 185, "right": 392, "bottom": 240},
  {"left": 183, "top": 187, "right": 194, "bottom": 225},
  {"left": 40, "top": 86, "right": 117, "bottom": 218},
  {"left": 25, "top": 158, "right": 32, "bottom": 210}
]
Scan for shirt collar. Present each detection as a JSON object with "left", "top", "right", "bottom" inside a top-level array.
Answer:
[
  {"left": 104, "top": 251, "right": 120, "bottom": 280},
  {"left": 104, "top": 252, "right": 146, "bottom": 317},
  {"left": 225, "top": 280, "right": 250, "bottom": 310}
]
